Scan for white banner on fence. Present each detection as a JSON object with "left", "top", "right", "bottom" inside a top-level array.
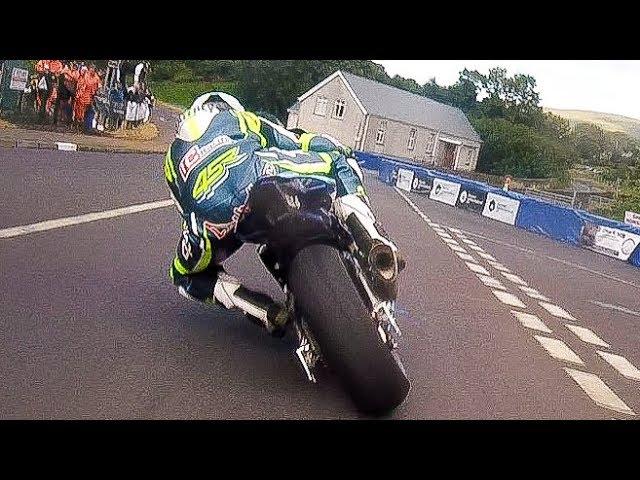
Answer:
[
  {"left": 581, "top": 223, "right": 640, "bottom": 261},
  {"left": 482, "top": 192, "right": 520, "bottom": 225},
  {"left": 429, "top": 178, "right": 461, "bottom": 206},
  {"left": 624, "top": 211, "right": 640, "bottom": 228},
  {"left": 9, "top": 68, "right": 28, "bottom": 91},
  {"left": 395, "top": 168, "right": 414, "bottom": 192}
]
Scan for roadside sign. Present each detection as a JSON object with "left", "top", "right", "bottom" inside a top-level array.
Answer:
[
  {"left": 9, "top": 68, "right": 28, "bottom": 91},
  {"left": 624, "top": 211, "right": 640, "bottom": 228}
]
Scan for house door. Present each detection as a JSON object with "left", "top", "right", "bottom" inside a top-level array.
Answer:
[{"left": 442, "top": 142, "right": 457, "bottom": 169}]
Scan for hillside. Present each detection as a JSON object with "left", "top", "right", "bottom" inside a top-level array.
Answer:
[{"left": 544, "top": 108, "right": 640, "bottom": 140}]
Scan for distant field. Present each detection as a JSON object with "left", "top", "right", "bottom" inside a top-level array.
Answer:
[
  {"left": 544, "top": 108, "right": 640, "bottom": 140},
  {"left": 153, "top": 81, "right": 240, "bottom": 109}
]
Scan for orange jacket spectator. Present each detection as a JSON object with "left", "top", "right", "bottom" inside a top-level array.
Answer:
[
  {"left": 35, "top": 60, "right": 50, "bottom": 74},
  {"left": 48, "top": 60, "right": 63, "bottom": 75},
  {"left": 73, "top": 67, "right": 102, "bottom": 123}
]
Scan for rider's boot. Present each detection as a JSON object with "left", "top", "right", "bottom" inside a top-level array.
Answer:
[
  {"left": 212, "top": 273, "right": 289, "bottom": 337},
  {"left": 177, "top": 272, "right": 289, "bottom": 337}
]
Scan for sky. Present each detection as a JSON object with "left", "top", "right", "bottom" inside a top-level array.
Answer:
[{"left": 374, "top": 60, "right": 640, "bottom": 120}]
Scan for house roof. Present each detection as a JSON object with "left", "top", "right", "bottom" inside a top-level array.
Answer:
[
  {"left": 292, "top": 70, "right": 481, "bottom": 143},
  {"left": 340, "top": 71, "right": 481, "bottom": 142},
  {"left": 287, "top": 101, "right": 300, "bottom": 113}
]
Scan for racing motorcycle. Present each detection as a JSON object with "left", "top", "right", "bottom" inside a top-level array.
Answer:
[{"left": 235, "top": 175, "right": 410, "bottom": 415}]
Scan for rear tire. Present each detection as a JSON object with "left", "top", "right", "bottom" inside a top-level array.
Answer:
[{"left": 287, "top": 244, "right": 410, "bottom": 415}]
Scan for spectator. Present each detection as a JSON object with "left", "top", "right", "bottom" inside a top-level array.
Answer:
[
  {"left": 53, "top": 62, "right": 75, "bottom": 125},
  {"left": 73, "top": 64, "right": 101, "bottom": 129},
  {"left": 35, "top": 60, "right": 53, "bottom": 122}
]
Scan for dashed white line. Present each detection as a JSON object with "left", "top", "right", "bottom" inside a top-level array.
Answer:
[
  {"left": 538, "top": 302, "right": 577, "bottom": 321},
  {"left": 564, "top": 368, "right": 635, "bottom": 416},
  {"left": 477, "top": 274, "right": 507, "bottom": 290},
  {"left": 429, "top": 223, "right": 441, "bottom": 228},
  {"left": 443, "top": 238, "right": 460, "bottom": 246},
  {"left": 534, "top": 336, "right": 584, "bottom": 365},
  {"left": 466, "top": 262, "right": 491, "bottom": 276},
  {"left": 448, "top": 227, "right": 463, "bottom": 234},
  {"left": 455, "top": 252, "right": 476, "bottom": 262},
  {"left": 511, "top": 311, "right": 552, "bottom": 333},
  {"left": 500, "top": 272, "right": 528, "bottom": 286},
  {"left": 597, "top": 351, "right": 640, "bottom": 381},
  {"left": 488, "top": 261, "right": 511, "bottom": 273},
  {"left": 461, "top": 238, "right": 478, "bottom": 246},
  {"left": 565, "top": 325, "right": 610, "bottom": 348},
  {"left": 467, "top": 244, "right": 485, "bottom": 252},
  {"left": 437, "top": 232, "right": 453, "bottom": 239},
  {"left": 448, "top": 244, "right": 468, "bottom": 253},
  {"left": 518, "top": 286, "right": 550, "bottom": 301},
  {"left": 0, "top": 199, "right": 174, "bottom": 239},
  {"left": 476, "top": 252, "right": 497, "bottom": 261},
  {"left": 492, "top": 290, "right": 527, "bottom": 308}
]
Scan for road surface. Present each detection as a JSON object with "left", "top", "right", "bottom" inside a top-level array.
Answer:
[{"left": 1, "top": 147, "right": 639, "bottom": 419}]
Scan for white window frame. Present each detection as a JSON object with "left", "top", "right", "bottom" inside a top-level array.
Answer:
[
  {"left": 333, "top": 99, "right": 346, "bottom": 119},
  {"left": 407, "top": 128, "right": 417, "bottom": 151},
  {"left": 376, "top": 120, "right": 387, "bottom": 145},
  {"left": 314, "top": 96, "right": 328, "bottom": 116}
]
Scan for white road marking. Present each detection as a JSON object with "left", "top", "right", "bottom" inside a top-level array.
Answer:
[
  {"left": 448, "top": 244, "right": 468, "bottom": 253},
  {"left": 443, "top": 238, "right": 460, "bottom": 246},
  {"left": 461, "top": 238, "right": 478, "bottom": 246},
  {"left": 437, "top": 232, "right": 453, "bottom": 239},
  {"left": 433, "top": 228, "right": 447, "bottom": 235},
  {"left": 539, "top": 302, "right": 577, "bottom": 321},
  {"left": 467, "top": 244, "right": 485, "bottom": 252},
  {"left": 477, "top": 252, "right": 497, "bottom": 261},
  {"left": 448, "top": 227, "right": 463, "bottom": 234},
  {"left": 500, "top": 272, "right": 528, "bottom": 286},
  {"left": 455, "top": 252, "right": 476, "bottom": 262},
  {"left": 488, "top": 261, "right": 511, "bottom": 273},
  {"left": 466, "top": 262, "right": 491, "bottom": 276},
  {"left": 591, "top": 301, "right": 640, "bottom": 318},
  {"left": 597, "top": 351, "right": 640, "bottom": 381},
  {"left": 534, "top": 336, "right": 584, "bottom": 365},
  {"left": 564, "top": 368, "right": 635, "bottom": 416},
  {"left": 477, "top": 274, "right": 507, "bottom": 290},
  {"left": 511, "top": 311, "right": 552, "bottom": 333},
  {"left": 429, "top": 223, "right": 441, "bottom": 228},
  {"left": 518, "top": 286, "right": 550, "bottom": 301},
  {"left": 565, "top": 325, "right": 610, "bottom": 348},
  {"left": 0, "top": 199, "right": 174, "bottom": 239},
  {"left": 451, "top": 227, "right": 640, "bottom": 291},
  {"left": 492, "top": 290, "right": 527, "bottom": 308}
]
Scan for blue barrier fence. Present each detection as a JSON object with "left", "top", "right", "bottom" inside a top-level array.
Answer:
[{"left": 355, "top": 151, "right": 640, "bottom": 268}]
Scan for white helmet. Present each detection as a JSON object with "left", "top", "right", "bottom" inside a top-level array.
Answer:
[{"left": 176, "top": 92, "right": 245, "bottom": 141}]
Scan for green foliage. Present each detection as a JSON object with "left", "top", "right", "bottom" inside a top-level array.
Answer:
[{"left": 471, "top": 116, "right": 574, "bottom": 178}]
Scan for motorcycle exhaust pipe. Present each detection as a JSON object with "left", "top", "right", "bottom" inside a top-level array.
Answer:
[{"left": 346, "top": 213, "right": 398, "bottom": 300}]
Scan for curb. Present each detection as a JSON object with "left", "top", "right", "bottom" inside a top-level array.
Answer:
[{"left": 1, "top": 137, "right": 166, "bottom": 155}]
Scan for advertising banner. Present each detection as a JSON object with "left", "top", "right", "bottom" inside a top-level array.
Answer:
[
  {"left": 456, "top": 186, "right": 487, "bottom": 213},
  {"left": 429, "top": 178, "right": 461, "bottom": 206},
  {"left": 395, "top": 168, "right": 414, "bottom": 192},
  {"left": 624, "top": 211, "right": 640, "bottom": 228},
  {"left": 482, "top": 192, "right": 520, "bottom": 225},
  {"left": 580, "top": 222, "right": 640, "bottom": 261}
]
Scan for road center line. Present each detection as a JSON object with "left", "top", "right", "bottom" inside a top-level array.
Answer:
[
  {"left": 591, "top": 301, "right": 640, "bottom": 318},
  {"left": 0, "top": 199, "right": 174, "bottom": 239}
]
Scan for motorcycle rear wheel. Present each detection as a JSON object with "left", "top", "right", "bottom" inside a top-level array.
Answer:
[{"left": 287, "top": 244, "right": 410, "bottom": 415}]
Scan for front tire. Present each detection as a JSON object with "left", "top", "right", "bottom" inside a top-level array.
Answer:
[{"left": 287, "top": 244, "right": 410, "bottom": 415}]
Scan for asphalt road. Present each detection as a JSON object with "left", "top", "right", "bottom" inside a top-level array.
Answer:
[{"left": 1, "top": 146, "right": 639, "bottom": 419}]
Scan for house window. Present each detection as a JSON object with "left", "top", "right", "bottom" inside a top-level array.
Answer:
[
  {"left": 333, "top": 99, "right": 346, "bottom": 119},
  {"left": 465, "top": 147, "right": 475, "bottom": 166},
  {"left": 314, "top": 97, "right": 328, "bottom": 116},
  {"left": 407, "top": 128, "right": 417, "bottom": 151},
  {"left": 425, "top": 132, "right": 436, "bottom": 154},
  {"left": 376, "top": 120, "right": 387, "bottom": 145}
]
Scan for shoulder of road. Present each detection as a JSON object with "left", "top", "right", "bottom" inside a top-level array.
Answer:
[{"left": 0, "top": 102, "right": 181, "bottom": 154}]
